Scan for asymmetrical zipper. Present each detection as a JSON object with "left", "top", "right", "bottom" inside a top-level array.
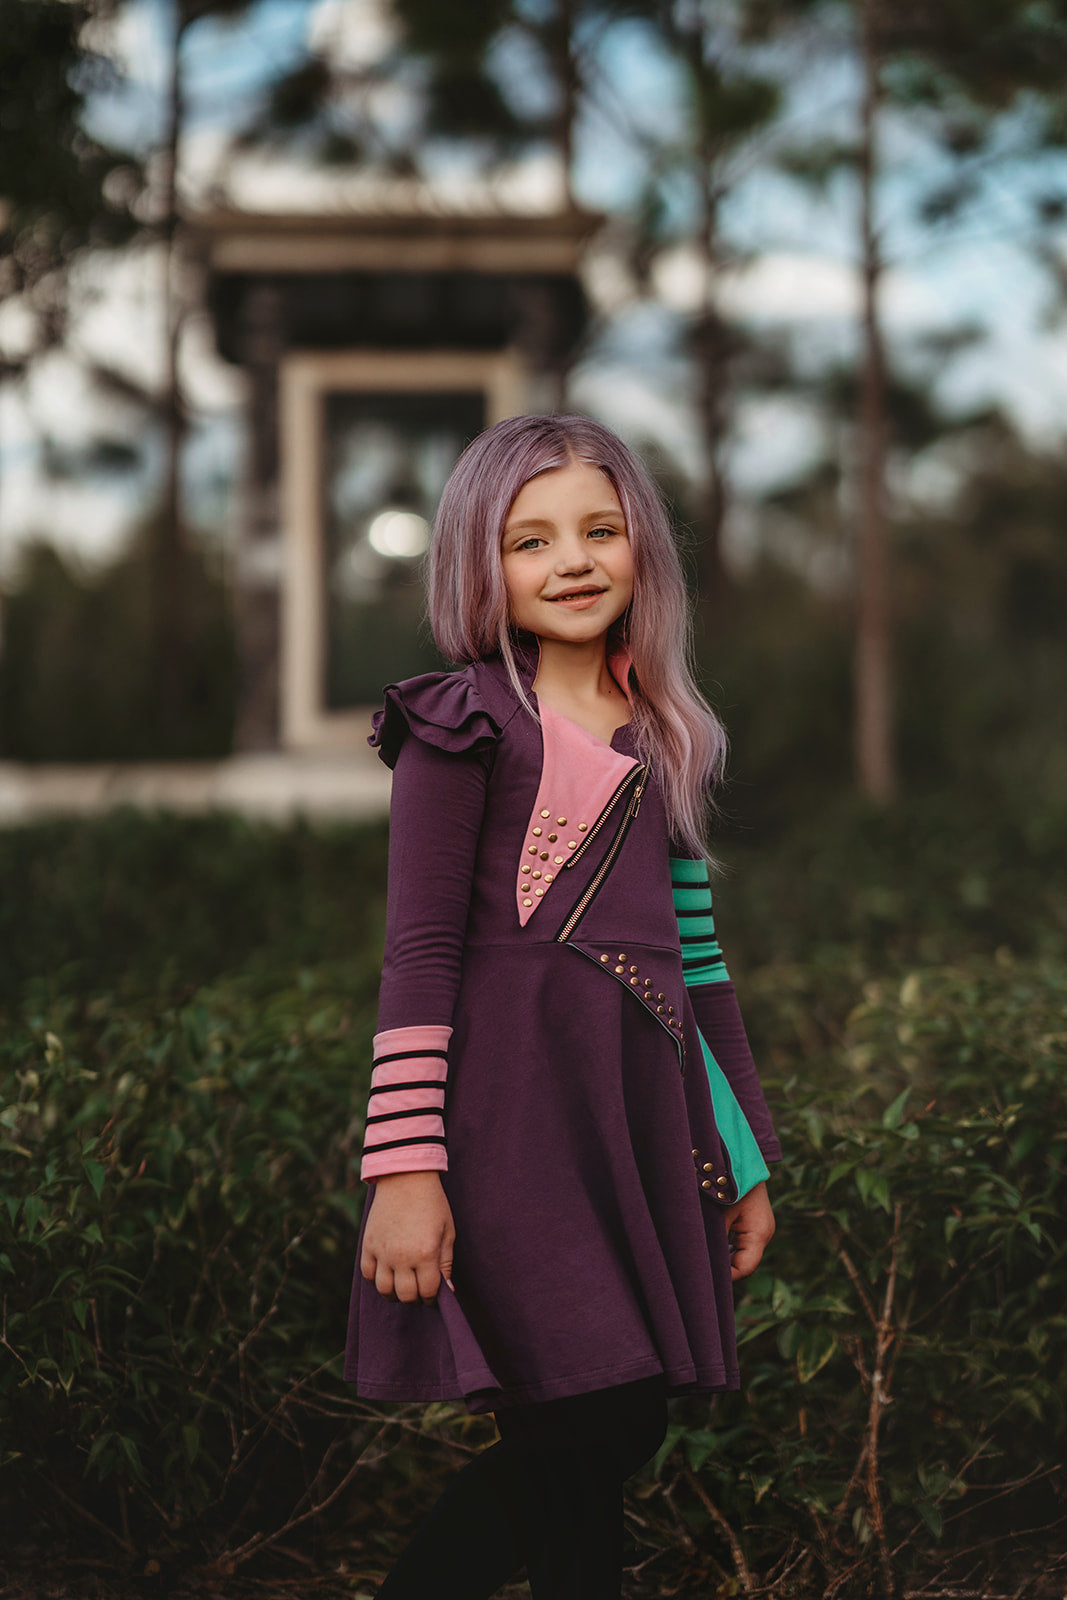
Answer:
[
  {"left": 562, "top": 765, "right": 645, "bottom": 870},
  {"left": 554, "top": 761, "right": 648, "bottom": 943}
]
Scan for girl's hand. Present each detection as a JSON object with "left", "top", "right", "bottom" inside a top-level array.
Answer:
[
  {"left": 723, "top": 1181, "right": 775, "bottom": 1282},
  {"left": 361, "top": 1170, "right": 456, "bottom": 1306}
]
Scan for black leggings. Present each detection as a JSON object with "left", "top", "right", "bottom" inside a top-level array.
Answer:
[{"left": 375, "top": 1372, "right": 669, "bottom": 1600}]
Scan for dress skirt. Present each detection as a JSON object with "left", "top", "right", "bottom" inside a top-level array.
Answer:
[{"left": 345, "top": 941, "right": 738, "bottom": 1413}]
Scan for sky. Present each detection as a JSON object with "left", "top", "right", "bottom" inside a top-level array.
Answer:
[{"left": 3, "top": 0, "right": 1067, "bottom": 581}]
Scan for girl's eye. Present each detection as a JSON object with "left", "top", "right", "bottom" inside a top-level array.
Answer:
[
  {"left": 514, "top": 536, "right": 543, "bottom": 552},
  {"left": 589, "top": 526, "right": 622, "bottom": 539}
]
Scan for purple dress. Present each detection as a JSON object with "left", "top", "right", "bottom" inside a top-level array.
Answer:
[{"left": 343, "top": 646, "right": 781, "bottom": 1413}]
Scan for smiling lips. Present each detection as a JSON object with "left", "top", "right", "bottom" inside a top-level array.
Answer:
[{"left": 545, "top": 587, "right": 606, "bottom": 603}]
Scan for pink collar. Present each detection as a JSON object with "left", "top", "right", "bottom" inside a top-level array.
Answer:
[{"left": 515, "top": 641, "right": 639, "bottom": 927}]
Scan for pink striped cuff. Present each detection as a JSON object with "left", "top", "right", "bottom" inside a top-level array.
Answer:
[{"left": 360, "top": 1024, "right": 452, "bottom": 1183}]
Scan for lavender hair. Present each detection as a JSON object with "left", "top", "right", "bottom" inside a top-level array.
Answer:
[{"left": 427, "top": 413, "right": 727, "bottom": 856}]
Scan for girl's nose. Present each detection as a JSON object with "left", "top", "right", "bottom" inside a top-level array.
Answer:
[{"left": 555, "top": 536, "right": 594, "bottom": 573}]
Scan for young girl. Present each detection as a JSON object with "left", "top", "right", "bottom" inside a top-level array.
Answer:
[{"left": 344, "top": 413, "right": 780, "bottom": 1599}]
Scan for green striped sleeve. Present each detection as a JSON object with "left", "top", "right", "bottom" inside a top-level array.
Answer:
[{"left": 670, "top": 856, "right": 729, "bottom": 986}]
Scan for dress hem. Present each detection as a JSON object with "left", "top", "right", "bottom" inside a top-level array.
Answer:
[{"left": 347, "top": 1354, "right": 740, "bottom": 1408}]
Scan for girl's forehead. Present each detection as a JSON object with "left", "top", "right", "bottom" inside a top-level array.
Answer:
[{"left": 505, "top": 460, "right": 622, "bottom": 521}]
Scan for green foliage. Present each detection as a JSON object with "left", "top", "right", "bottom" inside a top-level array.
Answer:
[
  {"left": 0, "top": 811, "right": 389, "bottom": 1007},
  {"left": 0, "top": 0, "right": 139, "bottom": 292},
  {"left": 0, "top": 532, "right": 236, "bottom": 761},
  {"left": 0, "top": 816, "right": 1063, "bottom": 1590},
  {"left": 0, "top": 965, "right": 382, "bottom": 1559},
  {"left": 648, "top": 956, "right": 1067, "bottom": 1591}
]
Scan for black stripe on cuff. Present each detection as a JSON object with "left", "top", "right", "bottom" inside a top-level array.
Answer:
[
  {"left": 369, "top": 1078, "right": 448, "bottom": 1096},
  {"left": 372, "top": 1048, "right": 449, "bottom": 1068},
  {"left": 365, "top": 1106, "right": 445, "bottom": 1125},
  {"left": 362, "top": 1134, "right": 447, "bottom": 1153}
]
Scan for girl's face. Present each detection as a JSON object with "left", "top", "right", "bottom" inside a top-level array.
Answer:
[{"left": 500, "top": 460, "right": 634, "bottom": 648}]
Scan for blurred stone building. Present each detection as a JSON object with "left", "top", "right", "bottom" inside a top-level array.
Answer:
[{"left": 195, "top": 206, "right": 599, "bottom": 754}]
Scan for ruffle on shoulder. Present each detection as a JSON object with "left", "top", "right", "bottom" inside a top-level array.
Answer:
[{"left": 368, "top": 669, "right": 502, "bottom": 770}]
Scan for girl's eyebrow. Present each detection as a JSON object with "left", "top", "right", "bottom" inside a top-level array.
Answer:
[{"left": 504, "top": 510, "right": 626, "bottom": 534}]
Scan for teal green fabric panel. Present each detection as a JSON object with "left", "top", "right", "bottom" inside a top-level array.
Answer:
[
  {"left": 677, "top": 940, "right": 722, "bottom": 962},
  {"left": 671, "top": 858, "right": 765, "bottom": 1200},
  {"left": 685, "top": 960, "right": 729, "bottom": 985},
  {"left": 672, "top": 886, "right": 713, "bottom": 910},
  {"left": 670, "top": 857, "right": 708, "bottom": 883},
  {"left": 670, "top": 855, "right": 729, "bottom": 984},
  {"left": 698, "top": 1030, "right": 770, "bottom": 1202}
]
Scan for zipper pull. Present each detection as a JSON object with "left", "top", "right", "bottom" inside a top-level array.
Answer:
[{"left": 631, "top": 784, "right": 643, "bottom": 817}]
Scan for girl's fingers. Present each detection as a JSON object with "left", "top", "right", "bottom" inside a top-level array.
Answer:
[
  {"left": 416, "top": 1262, "right": 443, "bottom": 1304},
  {"left": 392, "top": 1266, "right": 421, "bottom": 1305},
  {"left": 729, "top": 1237, "right": 766, "bottom": 1281}
]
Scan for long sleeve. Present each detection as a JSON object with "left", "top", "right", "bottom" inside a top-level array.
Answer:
[
  {"left": 360, "top": 732, "right": 490, "bottom": 1183},
  {"left": 671, "top": 853, "right": 782, "bottom": 1165}
]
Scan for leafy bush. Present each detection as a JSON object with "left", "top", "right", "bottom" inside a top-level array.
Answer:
[
  {"left": 648, "top": 957, "right": 1066, "bottom": 1595},
  {"left": 0, "top": 810, "right": 389, "bottom": 1007},
  {"left": 0, "top": 533, "right": 236, "bottom": 761},
  {"left": 1, "top": 815, "right": 1064, "bottom": 1592},
  {"left": 0, "top": 967, "right": 386, "bottom": 1566},
  {"left": 2, "top": 951, "right": 1063, "bottom": 1593}
]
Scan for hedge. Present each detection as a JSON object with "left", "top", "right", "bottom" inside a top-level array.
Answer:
[{"left": 2, "top": 948, "right": 1063, "bottom": 1595}]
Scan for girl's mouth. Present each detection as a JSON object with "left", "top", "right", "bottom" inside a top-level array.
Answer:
[{"left": 545, "top": 588, "right": 606, "bottom": 606}]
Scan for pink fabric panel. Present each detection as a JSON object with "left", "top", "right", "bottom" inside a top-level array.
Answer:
[
  {"left": 370, "top": 1056, "right": 448, "bottom": 1087},
  {"left": 362, "top": 1145, "right": 449, "bottom": 1181},
  {"left": 363, "top": 1110, "right": 445, "bottom": 1148},
  {"left": 373, "top": 1023, "right": 452, "bottom": 1056},
  {"left": 516, "top": 700, "right": 639, "bottom": 927},
  {"left": 360, "top": 1022, "right": 453, "bottom": 1182},
  {"left": 369, "top": 1085, "right": 446, "bottom": 1115}
]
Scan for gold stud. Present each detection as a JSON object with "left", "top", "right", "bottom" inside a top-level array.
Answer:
[
  {"left": 532, "top": 827, "right": 542, "bottom": 837},
  {"left": 702, "top": 1179, "right": 713, "bottom": 1191},
  {"left": 656, "top": 1005, "right": 665, "bottom": 1014},
  {"left": 568, "top": 841, "right": 577, "bottom": 849},
  {"left": 668, "top": 1005, "right": 675, "bottom": 1014},
  {"left": 578, "top": 822, "right": 587, "bottom": 831},
  {"left": 540, "top": 851, "right": 549, "bottom": 860},
  {"left": 532, "top": 870, "right": 541, "bottom": 879},
  {"left": 541, "top": 809, "right": 550, "bottom": 818},
  {"left": 523, "top": 898, "right": 533, "bottom": 907},
  {"left": 548, "top": 833, "right": 557, "bottom": 842},
  {"left": 629, "top": 965, "right": 638, "bottom": 974},
  {"left": 528, "top": 845, "right": 538, "bottom": 856},
  {"left": 555, "top": 855, "right": 564, "bottom": 864},
  {"left": 692, "top": 1148, "right": 700, "bottom": 1158},
  {"left": 630, "top": 976, "right": 639, "bottom": 985},
  {"left": 535, "top": 887, "right": 544, "bottom": 896},
  {"left": 615, "top": 965, "right": 625, "bottom": 973},
  {"left": 557, "top": 817, "right": 567, "bottom": 825},
  {"left": 657, "top": 993, "right": 665, "bottom": 1002},
  {"left": 703, "top": 1163, "right": 714, "bottom": 1173},
  {"left": 618, "top": 954, "right": 626, "bottom": 962},
  {"left": 600, "top": 954, "right": 610, "bottom": 963},
  {"left": 643, "top": 978, "right": 652, "bottom": 987},
  {"left": 544, "top": 873, "right": 554, "bottom": 883},
  {"left": 717, "top": 1175, "right": 728, "bottom": 1187}
]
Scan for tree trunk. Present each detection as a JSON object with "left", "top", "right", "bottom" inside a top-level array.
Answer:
[
  {"left": 155, "top": 0, "right": 189, "bottom": 743},
  {"left": 674, "top": 8, "right": 730, "bottom": 617},
  {"left": 549, "top": 0, "right": 579, "bottom": 211},
  {"left": 854, "top": 0, "right": 896, "bottom": 801}
]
